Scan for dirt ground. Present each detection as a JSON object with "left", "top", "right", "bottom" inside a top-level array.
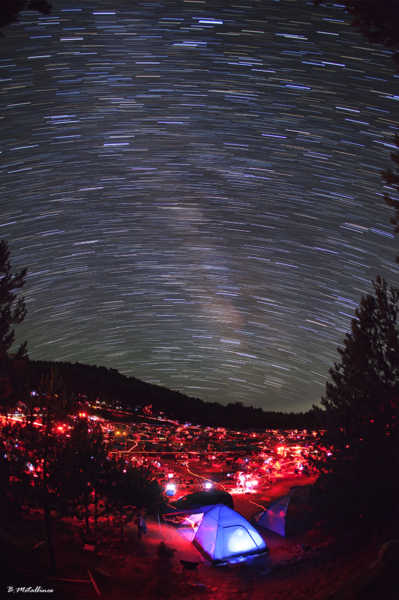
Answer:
[{"left": 1, "top": 476, "right": 398, "bottom": 600}]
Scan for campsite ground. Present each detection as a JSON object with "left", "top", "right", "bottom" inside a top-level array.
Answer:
[{"left": 1, "top": 474, "right": 398, "bottom": 599}]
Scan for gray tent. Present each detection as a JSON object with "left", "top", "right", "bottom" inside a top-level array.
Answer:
[
  {"left": 254, "top": 485, "right": 311, "bottom": 537},
  {"left": 166, "top": 490, "right": 234, "bottom": 513}
]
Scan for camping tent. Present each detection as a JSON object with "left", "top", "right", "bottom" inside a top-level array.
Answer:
[
  {"left": 254, "top": 485, "right": 310, "bottom": 537},
  {"left": 166, "top": 490, "right": 234, "bottom": 513},
  {"left": 289, "top": 484, "right": 311, "bottom": 503},
  {"left": 176, "top": 504, "right": 268, "bottom": 565}
]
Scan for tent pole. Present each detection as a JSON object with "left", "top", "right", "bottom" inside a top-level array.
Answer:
[{"left": 163, "top": 517, "right": 173, "bottom": 541}]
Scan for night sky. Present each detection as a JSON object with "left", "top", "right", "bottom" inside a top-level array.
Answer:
[{"left": 1, "top": 0, "right": 398, "bottom": 413}]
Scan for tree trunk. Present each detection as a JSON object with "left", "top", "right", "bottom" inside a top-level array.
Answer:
[
  {"left": 85, "top": 496, "right": 90, "bottom": 535},
  {"left": 120, "top": 503, "right": 124, "bottom": 544},
  {"left": 137, "top": 508, "right": 142, "bottom": 540},
  {"left": 44, "top": 503, "right": 57, "bottom": 575},
  {"left": 43, "top": 422, "right": 57, "bottom": 575},
  {"left": 28, "top": 404, "right": 35, "bottom": 426},
  {"left": 94, "top": 486, "right": 98, "bottom": 537}
]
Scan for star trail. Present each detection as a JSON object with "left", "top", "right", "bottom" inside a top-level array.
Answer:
[{"left": 1, "top": 0, "right": 398, "bottom": 412}]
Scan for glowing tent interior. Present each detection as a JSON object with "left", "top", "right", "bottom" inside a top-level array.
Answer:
[{"left": 175, "top": 503, "right": 268, "bottom": 565}]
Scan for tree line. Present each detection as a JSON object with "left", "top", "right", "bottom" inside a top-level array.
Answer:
[{"left": 28, "top": 359, "right": 319, "bottom": 430}]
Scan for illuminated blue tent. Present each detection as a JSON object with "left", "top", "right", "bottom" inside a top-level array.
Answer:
[{"left": 176, "top": 504, "right": 268, "bottom": 565}]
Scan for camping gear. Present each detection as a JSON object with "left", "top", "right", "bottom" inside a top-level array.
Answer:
[
  {"left": 254, "top": 485, "right": 311, "bottom": 537},
  {"left": 157, "top": 541, "right": 177, "bottom": 559},
  {"left": 140, "top": 519, "right": 148, "bottom": 535},
  {"left": 180, "top": 559, "right": 201, "bottom": 580},
  {"left": 175, "top": 504, "right": 268, "bottom": 566}
]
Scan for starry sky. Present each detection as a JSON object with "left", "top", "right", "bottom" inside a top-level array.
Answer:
[{"left": 1, "top": 0, "right": 398, "bottom": 413}]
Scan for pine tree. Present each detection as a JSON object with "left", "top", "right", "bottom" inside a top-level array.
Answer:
[
  {"left": 21, "top": 367, "right": 72, "bottom": 574},
  {"left": 314, "top": 1, "right": 399, "bottom": 69},
  {"left": 0, "top": 421, "right": 31, "bottom": 508},
  {"left": 314, "top": 2, "right": 399, "bottom": 263},
  {"left": 381, "top": 132, "right": 399, "bottom": 262},
  {"left": 0, "top": 241, "right": 28, "bottom": 415},
  {"left": 101, "top": 455, "right": 132, "bottom": 544},
  {"left": 0, "top": 1, "right": 53, "bottom": 36},
  {"left": 313, "top": 278, "right": 399, "bottom": 520},
  {"left": 62, "top": 417, "right": 109, "bottom": 536},
  {"left": 103, "top": 458, "right": 164, "bottom": 543}
]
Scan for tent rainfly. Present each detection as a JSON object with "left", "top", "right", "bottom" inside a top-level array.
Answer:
[
  {"left": 166, "top": 490, "right": 234, "bottom": 513},
  {"left": 254, "top": 485, "right": 311, "bottom": 537},
  {"left": 176, "top": 504, "right": 268, "bottom": 565}
]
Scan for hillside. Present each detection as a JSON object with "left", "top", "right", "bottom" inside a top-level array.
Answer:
[{"left": 28, "top": 360, "right": 317, "bottom": 430}]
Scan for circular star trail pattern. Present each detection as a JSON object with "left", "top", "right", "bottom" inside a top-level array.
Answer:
[{"left": 1, "top": 0, "right": 398, "bottom": 412}]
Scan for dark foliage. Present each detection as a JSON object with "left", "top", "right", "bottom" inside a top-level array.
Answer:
[
  {"left": 314, "top": 0, "right": 399, "bottom": 68},
  {"left": 0, "top": 0, "right": 52, "bottom": 36},
  {"left": 28, "top": 359, "right": 316, "bottom": 430},
  {"left": 0, "top": 241, "right": 28, "bottom": 415},
  {"left": 315, "top": 1, "right": 399, "bottom": 259},
  {"left": 61, "top": 417, "right": 109, "bottom": 535},
  {"left": 19, "top": 367, "right": 72, "bottom": 574},
  {"left": 103, "top": 456, "right": 156, "bottom": 514},
  {"left": 381, "top": 132, "right": 399, "bottom": 261},
  {"left": 103, "top": 457, "right": 164, "bottom": 542},
  {"left": 0, "top": 422, "right": 31, "bottom": 508},
  {"left": 312, "top": 278, "right": 399, "bottom": 522}
]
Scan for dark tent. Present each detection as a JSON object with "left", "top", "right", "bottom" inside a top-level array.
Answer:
[
  {"left": 166, "top": 490, "right": 234, "bottom": 513},
  {"left": 254, "top": 485, "right": 311, "bottom": 537}
]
